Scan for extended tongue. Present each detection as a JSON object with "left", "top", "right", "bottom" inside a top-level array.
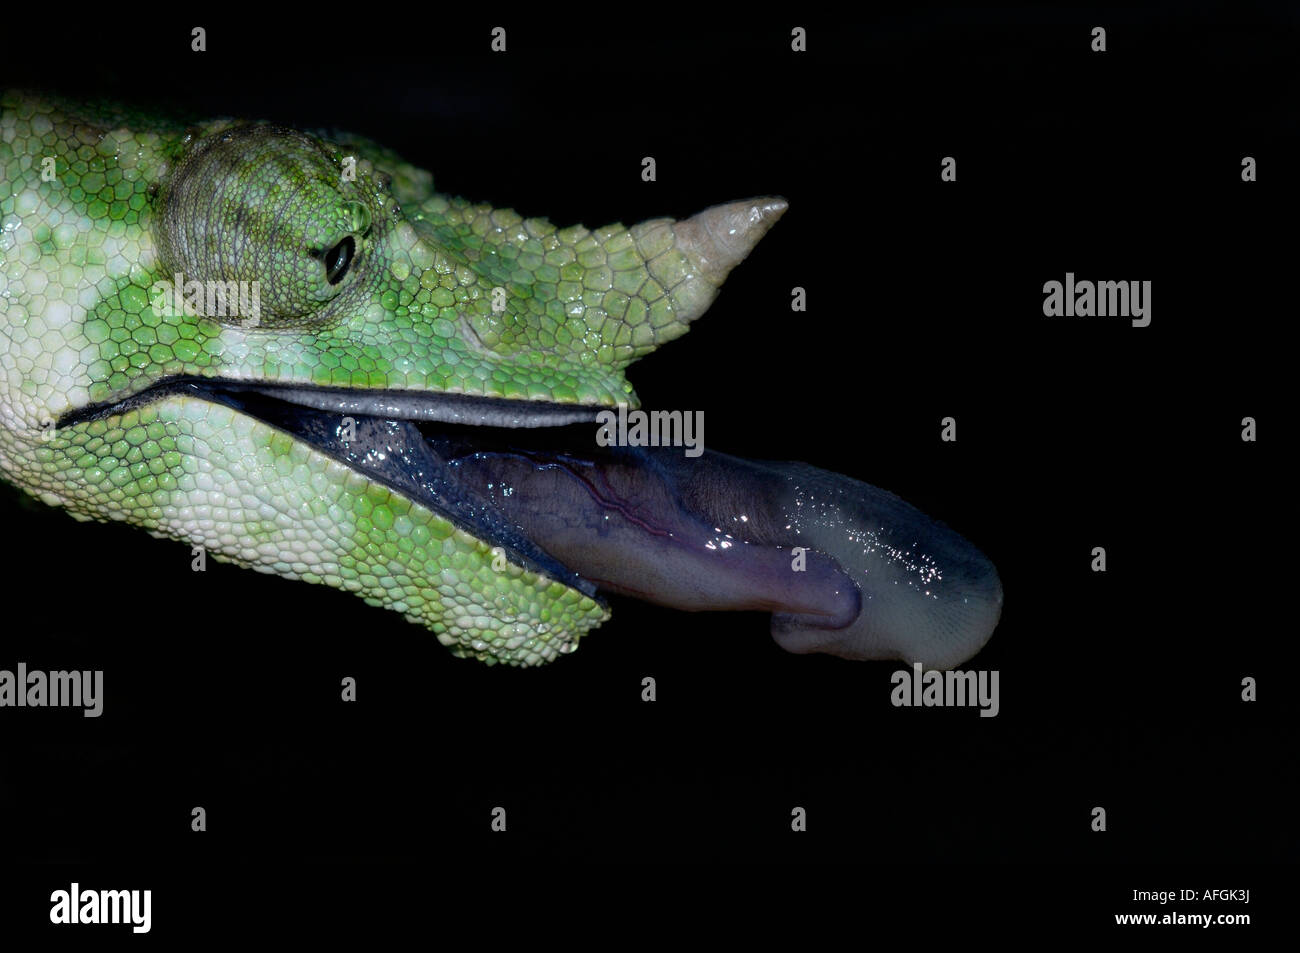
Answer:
[{"left": 434, "top": 438, "right": 1003, "bottom": 670}]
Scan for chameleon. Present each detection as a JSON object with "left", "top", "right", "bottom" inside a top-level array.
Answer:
[{"left": 0, "top": 90, "right": 1003, "bottom": 669}]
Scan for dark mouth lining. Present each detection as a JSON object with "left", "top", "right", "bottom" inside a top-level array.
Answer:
[{"left": 57, "top": 378, "right": 606, "bottom": 600}]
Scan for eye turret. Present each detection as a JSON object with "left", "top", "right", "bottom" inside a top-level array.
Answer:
[{"left": 153, "top": 124, "right": 376, "bottom": 326}]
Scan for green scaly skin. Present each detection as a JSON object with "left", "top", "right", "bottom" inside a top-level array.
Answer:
[{"left": 0, "top": 91, "right": 786, "bottom": 666}]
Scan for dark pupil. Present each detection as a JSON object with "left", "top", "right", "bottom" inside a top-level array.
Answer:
[{"left": 325, "top": 236, "right": 355, "bottom": 285}]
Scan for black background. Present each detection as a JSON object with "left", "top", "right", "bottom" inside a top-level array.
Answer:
[{"left": 0, "top": 3, "right": 1294, "bottom": 934}]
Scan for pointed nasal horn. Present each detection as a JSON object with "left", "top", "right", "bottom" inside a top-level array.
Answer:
[
  {"left": 672, "top": 197, "right": 788, "bottom": 286},
  {"left": 564, "top": 196, "right": 789, "bottom": 370}
]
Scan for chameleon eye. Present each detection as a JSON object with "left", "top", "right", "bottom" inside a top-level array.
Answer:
[
  {"left": 324, "top": 235, "right": 355, "bottom": 285},
  {"left": 153, "top": 123, "right": 378, "bottom": 326}
]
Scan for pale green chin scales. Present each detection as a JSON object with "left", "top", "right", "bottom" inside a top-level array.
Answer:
[{"left": 31, "top": 395, "right": 608, "bottom": 666}]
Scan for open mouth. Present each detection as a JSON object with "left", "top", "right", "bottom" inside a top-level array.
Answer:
[{"left": 61, "top": 378, "right": 1004, "bottom": 668}]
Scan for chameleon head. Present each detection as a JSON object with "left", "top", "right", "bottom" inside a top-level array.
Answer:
[{"left": 0, "top": 90, "right": 1000, "bottom": 669}]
